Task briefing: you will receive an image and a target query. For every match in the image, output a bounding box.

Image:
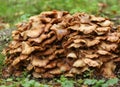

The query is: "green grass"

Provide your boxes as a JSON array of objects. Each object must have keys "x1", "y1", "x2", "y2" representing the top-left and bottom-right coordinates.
[
  {"x1": 0, "y1": 75, "x2": 118, "y2": 87},
  {"x1": 0, "y1": 0, "x2": 120, "y2": 25}
]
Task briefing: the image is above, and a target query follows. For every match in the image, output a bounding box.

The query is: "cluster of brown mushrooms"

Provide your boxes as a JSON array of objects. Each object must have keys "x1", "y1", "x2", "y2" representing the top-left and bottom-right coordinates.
[{"x1": 2, "y1": 11, "x2": 120, "y2": 78}]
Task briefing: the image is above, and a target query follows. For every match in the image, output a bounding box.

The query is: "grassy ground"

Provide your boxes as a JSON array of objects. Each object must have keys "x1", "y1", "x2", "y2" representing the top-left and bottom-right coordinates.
[
  {"x1": 0, "y1": 0, "x2": 120, "y2": 24},
  {"x1": 0, "y1": 0, "x2": 120, "y2": 87}
]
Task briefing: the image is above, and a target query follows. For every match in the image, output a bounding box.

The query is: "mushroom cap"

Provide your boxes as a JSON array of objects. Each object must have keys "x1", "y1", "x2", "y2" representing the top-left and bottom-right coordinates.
[
  {"x1": 2, "y1": 11, "x2": 120, "y2": 78},
  {"x1": 73, "y1": 59, "x2": 86, "y2": 67}
]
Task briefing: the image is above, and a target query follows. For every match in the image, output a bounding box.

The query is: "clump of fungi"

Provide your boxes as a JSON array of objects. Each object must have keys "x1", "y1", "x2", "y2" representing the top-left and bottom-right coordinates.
[{"x1": 2, "y1": 11, "x2": 120, "y2": 78}]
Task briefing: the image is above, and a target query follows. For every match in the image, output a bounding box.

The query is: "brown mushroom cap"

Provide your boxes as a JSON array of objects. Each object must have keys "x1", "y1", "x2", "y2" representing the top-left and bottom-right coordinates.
[
  {"x1": 2, "y1": 11, "x2": 120, "y2": 78},
  {"x1": 73, "y1": 59, "x2": 86, "y2": 67}
]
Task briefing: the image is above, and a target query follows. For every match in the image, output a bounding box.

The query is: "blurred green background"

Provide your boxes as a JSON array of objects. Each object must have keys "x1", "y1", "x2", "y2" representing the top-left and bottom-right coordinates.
[{"x1": 0, "y1": 0, "x2": 120, "y2": 25}]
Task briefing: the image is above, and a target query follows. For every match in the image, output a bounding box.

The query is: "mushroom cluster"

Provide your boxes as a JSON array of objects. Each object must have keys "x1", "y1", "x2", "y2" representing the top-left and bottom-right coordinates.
[{"x1": 2, "y1": 11, "x2": 120, "y2": 78}]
